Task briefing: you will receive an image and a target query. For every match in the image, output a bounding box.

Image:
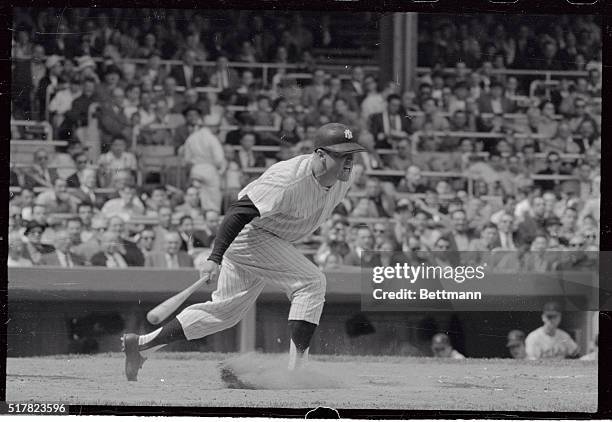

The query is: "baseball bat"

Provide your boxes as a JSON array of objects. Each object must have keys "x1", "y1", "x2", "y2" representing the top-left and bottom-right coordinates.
[{"x1": 146, "y1": 274, "x2": 210, "y2": 325}]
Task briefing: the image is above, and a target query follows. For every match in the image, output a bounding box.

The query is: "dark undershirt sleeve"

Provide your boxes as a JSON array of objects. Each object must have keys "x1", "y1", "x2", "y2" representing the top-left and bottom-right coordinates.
[{"x1": 207, "y1": 195, "x2": 260, "y2": 265}]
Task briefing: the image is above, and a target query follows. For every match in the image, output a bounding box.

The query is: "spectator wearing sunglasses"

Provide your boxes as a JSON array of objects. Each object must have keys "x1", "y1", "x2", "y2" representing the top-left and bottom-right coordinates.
[
  {"x1": 525, "y1": 301, "x2": 579, "y2": 360},
  {"x1": 137, "y1": 228, "x2": 157, "y2": 260},
  {"x1": 66, "y1": 153, "x2": 91, "y2": 188}
]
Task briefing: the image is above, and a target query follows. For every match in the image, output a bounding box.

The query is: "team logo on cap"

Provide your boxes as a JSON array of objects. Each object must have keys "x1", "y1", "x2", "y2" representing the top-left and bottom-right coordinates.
[{"x1": 344, "y1": 129, "x2": 353, "y2": 140}]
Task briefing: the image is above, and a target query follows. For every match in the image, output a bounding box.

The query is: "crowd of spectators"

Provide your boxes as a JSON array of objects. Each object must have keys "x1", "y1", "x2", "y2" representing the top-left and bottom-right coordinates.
[{"x1": 9, "y1": 10, "x2": 601, "y2": 276}]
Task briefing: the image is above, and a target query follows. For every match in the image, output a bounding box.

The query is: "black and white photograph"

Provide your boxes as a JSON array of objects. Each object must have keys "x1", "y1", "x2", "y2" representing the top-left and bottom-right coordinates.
[{"x1": 4, "y1": 3, "x2": 604, "y2": 416}]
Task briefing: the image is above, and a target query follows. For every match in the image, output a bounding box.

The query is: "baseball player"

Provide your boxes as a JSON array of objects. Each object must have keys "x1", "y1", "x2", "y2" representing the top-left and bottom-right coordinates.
[
  {"x1": 122, "y1": 123, "x2": 366, "y2": 381},
  {"x1": 506, "y1": 329, "x2": 527, "y2": 359},
  {"x1": 431, "y1": 333, "x2": 465, "y2": 359},
  {"x1": 525, "y1": 301, "x2": 580, "y2": 359}
]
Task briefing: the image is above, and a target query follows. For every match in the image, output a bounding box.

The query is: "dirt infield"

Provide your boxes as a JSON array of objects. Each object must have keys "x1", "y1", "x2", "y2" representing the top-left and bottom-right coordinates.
[{"x1": 6, "y1": 352, "x2": 596, "y2": 411}]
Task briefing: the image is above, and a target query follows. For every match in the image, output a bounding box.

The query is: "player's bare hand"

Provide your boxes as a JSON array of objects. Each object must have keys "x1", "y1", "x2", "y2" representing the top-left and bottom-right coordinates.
[{"x1": 198, "y1": 260, "x2": 220, "y2": 285}]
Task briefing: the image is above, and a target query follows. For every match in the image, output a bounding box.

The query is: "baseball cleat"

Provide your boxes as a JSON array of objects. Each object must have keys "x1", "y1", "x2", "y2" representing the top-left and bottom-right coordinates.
[{"x1": 122, "y1": 333, "x2": 146, "y2": 381}]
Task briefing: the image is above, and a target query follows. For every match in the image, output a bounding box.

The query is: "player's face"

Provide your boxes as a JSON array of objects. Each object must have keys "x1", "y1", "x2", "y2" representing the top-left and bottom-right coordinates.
[
  {"x1": 324, "y1": 150, "x2": 355, "y2": 182},
  {"x1": 543, "y1": 312, "x2": 561, "y2": 329}
]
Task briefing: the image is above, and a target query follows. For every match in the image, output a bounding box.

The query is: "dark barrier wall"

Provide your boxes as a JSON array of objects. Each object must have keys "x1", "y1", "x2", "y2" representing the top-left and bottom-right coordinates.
[{"x1": 8, "y1": 267, "x2": 593, "y2": 357}]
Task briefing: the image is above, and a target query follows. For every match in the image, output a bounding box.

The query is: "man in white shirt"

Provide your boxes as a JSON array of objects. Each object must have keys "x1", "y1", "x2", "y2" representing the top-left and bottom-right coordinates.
[
  {"x1": 98, "y1": 138, "x2": 138, "y2": 186},
  {"x1": 101, "y1": 185, "x2": 146, "y2": 220},
  {"x1": 525, "y1": 302, "x2": 580, "y2": 359},
  {"x1": 183, "y1": 126, "x2": 227, "y2": 212},
  {"x1": 431, "y1": 333, "x2": 465, "y2": 359}
]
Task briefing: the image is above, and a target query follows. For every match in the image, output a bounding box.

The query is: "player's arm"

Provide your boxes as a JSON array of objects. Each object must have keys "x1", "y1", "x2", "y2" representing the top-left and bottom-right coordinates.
[{"x1": 206, "y1": 195, "x2": 260, "y2": 266}]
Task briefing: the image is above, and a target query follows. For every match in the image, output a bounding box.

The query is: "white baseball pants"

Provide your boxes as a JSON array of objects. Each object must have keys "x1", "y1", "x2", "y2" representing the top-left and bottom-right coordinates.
[{"x1": 176, "y1": 226, "x2": 326, "y2": 340}]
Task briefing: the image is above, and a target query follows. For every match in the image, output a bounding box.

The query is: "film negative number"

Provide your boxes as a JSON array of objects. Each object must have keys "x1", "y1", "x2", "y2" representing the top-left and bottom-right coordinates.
[{"x1": 2, "y1": 402, "x2": 68, "y2": 414}]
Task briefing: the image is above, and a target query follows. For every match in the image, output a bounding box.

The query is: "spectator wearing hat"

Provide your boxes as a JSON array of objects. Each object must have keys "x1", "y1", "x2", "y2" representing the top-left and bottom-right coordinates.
[
  {"x1": 431, "y1": 333, "x2": 465, "y2": 359},
  {"x1": 75, "y1": 56, "x2": 100, "y2": 83},
  {"x1": 525, "y1": 301, "x2": 579, "y2": 359},
  {"x1": 8, "y1": 231, "x2": 33, "y2": 268},
  {"x1": 369, "y1": 94, "x2": 411, "y2": 150},
  {"x1": 22, "y1": 221, "x2": 55, "y2": 265},
  {"x1": 39, "y1": 229, "x2": 86, "y2": 267},
  {"x1": 506, "y1": 330, "x2": 527, "y2": 359},
  {"x1": 23, "y1": 148, "x2": 60, "y2": 190}
]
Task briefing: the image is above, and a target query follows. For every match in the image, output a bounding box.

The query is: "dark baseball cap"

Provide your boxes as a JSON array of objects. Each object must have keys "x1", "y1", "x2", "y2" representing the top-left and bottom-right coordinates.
[
  {"x1": 506, "y1": 330, "x2": 525, "y2": 347},
  {"x1": 24, "y1": 220, "x2": 47, "y2": 235},
  {"x1": 543, "y1": 301, "x2": 562, "y2": 316},
  {"x1": 314, "y1": 123, "x2": 366, "y2": 154}
]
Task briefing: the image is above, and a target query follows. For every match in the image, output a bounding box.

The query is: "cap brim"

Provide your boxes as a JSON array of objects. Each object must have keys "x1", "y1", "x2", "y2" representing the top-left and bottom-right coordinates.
[{"x1": 323, "y1": 143, "x2": 367, "y2": 154}]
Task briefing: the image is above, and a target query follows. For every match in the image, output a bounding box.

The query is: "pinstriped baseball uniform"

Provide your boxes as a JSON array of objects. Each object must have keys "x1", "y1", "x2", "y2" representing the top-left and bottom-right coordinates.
[{"x1": 177, "y1": 154, "x2": 354, "y2": 340}]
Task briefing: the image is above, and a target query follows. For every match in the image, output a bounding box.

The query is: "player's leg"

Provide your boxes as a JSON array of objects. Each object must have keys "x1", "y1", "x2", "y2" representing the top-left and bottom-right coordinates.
[
  {"x1": 123, "y1": 259, "x2": 265, "y2": 380},
  {"x1": 247, "y1": 239, "x2": 327, "y2": 370}
]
